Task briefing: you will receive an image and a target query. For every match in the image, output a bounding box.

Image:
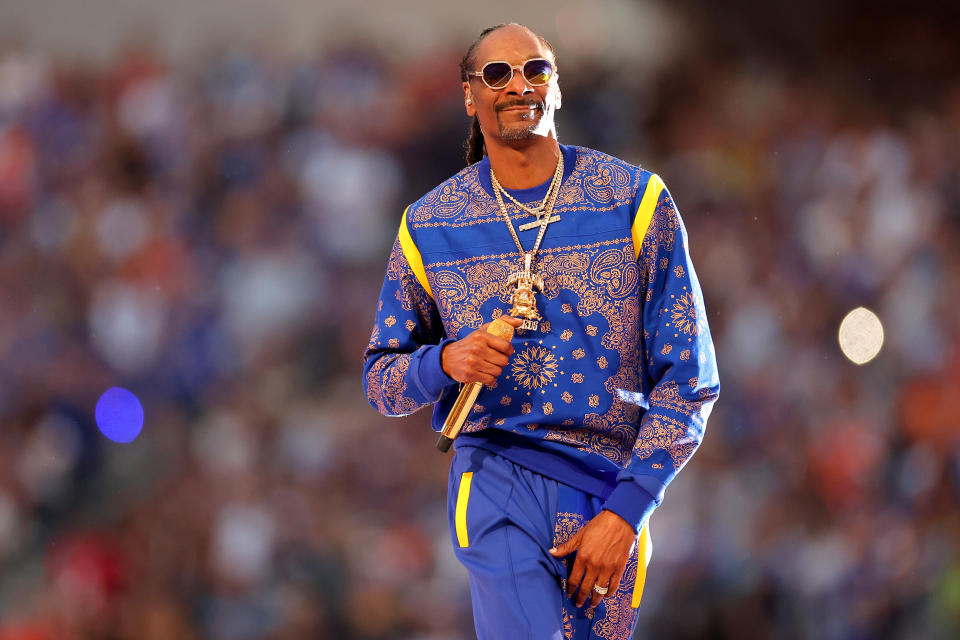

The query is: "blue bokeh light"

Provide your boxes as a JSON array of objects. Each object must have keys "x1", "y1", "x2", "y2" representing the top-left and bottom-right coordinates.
[{"x1": 95, "y1": 387, "x2": 144, "y2": 443}]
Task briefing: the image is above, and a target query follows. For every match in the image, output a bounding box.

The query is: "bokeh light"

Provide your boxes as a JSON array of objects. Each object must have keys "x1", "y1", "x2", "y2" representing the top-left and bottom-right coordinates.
[
  {"x1": 94, "y1": 387, "x2": 144, "y2": 443},
  {"x1": 838, "y1": 307, "x2": 885, "y2": 365}
]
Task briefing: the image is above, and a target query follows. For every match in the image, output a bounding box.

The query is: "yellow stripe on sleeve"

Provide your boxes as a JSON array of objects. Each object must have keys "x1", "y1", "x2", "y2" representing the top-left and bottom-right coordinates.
[
  {"x1": 455, "y1": 472, "x2": 473, "y2": 548},
  {"x1": 397, "y1": 206, "x2": 433, "y2": 298},
  {"x1": 631, "y1": 524, "x2": 652, "y2": 608},
  {"x1": 631, "y1": 174, "x2": 666, "y2": 260}
]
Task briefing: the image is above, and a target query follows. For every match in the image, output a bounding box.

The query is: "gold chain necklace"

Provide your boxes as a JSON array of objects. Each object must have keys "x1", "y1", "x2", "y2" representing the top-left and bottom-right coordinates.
[
  {"x1": 494, "y1": 174, "x2": 552, "y2": 218},
  {"x1": 491, "y1": 154, "x2": 563, "y2": 232},
  {"x1": 490, "y1": 153, "x2": 563, "y2": 332}
]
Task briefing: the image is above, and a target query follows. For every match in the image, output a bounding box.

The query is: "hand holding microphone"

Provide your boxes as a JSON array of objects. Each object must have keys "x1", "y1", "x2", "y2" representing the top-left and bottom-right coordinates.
[{"x1": 436, "y1": 315, "x2": 522, "y2": 452}]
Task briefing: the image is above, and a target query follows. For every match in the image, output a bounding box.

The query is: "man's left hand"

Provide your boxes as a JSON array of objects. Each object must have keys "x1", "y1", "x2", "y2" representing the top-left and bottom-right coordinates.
[{"x1": 549, "y1": 510, "x2": 636, "y2": 609}]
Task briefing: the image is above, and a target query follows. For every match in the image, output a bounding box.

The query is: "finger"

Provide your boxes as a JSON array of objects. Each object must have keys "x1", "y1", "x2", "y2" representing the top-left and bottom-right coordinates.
[
  {"x1": 462, "y1": 369, "x2": 498, "y2": 386},
  {"x1": 460, "y1": 352, "x2": 504, "y2": 378},
  {"x1": 483, "y1": 334, "x2": 515, "y2": 356},
  {"x1": 466, "y1": 374, "x2": 498, "y2": 386},
  {"x1": 463, "y1": 334, "x2": 511, "y2": 361},
  {"x1": 588, "y1": 575, "x2": 610, "y2": 609},
  {"x1": 606, "y1": 566, "x2": 625, "y2": 600},
  {"x1": 566, "y1": 555, "x2": 586, "y2": 601},
  {"x1": 550, "y1": 529, "x2": 582, "y2": 557},
  {"x1": 578, "y1": 568, "x2": 601, "y2": 608},
  {"x1": 500, "y1": 315, "x2": 524, "y2": 328},
  {"x1": 479, "y1": 354, "x2": 510, "y2": 376},
  {"x1": 468, "y1": 362, "x2": 506, "y2": 386},
  {"x1": 477, "y1": 345, "x2": 510, "y2": 368}
]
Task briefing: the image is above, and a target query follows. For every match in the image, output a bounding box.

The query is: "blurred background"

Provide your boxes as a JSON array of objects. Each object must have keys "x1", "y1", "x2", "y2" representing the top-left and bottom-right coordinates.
[{"x1": 0, "y1": 0, "x2": 958, "y2": 637}]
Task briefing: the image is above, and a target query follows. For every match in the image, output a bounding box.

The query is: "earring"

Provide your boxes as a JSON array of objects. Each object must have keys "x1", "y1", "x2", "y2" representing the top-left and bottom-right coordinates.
[{"x1": 466, "y1": 98, "x2": 472, "y2": 104}]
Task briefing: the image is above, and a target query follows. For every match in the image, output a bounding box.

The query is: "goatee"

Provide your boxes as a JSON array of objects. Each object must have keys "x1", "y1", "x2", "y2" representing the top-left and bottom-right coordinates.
[
  {"x1": 498, "y1": 122, "x2": 539, "y2": 141},
  {"x1": 496, "y1": 107, "x2": 543, "y2": 141}
]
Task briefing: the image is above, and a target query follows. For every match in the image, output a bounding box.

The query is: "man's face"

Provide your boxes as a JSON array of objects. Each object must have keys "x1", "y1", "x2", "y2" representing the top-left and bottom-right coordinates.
[{"x1": 463, "y1": 25, "x2": 561, "y2": 145}]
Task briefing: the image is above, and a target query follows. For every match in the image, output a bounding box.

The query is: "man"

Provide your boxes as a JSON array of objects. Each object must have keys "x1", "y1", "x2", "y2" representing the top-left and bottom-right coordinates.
[{"x1": 363, "y1": 23, "x2": 719, "y2": 639}]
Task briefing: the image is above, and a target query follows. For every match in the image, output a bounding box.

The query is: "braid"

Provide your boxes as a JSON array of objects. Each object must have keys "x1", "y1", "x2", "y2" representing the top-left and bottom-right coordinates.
[
  {"x1": 465, "y1": 117, "x2": 485, "y2": 165},
  {"x1": 460, "y1": 24, "x2": 504, "y2": 165},
  {"x1": 459, "y1": 23, "x2": 557, "y2": 166}
]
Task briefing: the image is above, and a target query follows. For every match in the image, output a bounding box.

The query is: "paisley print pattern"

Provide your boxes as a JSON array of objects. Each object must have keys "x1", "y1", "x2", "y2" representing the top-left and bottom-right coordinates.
[
  {"x1": 364, "y1": 353, "x2": 421, "y2": 416},
  {"x1": 365, "y1": 145, "x2": 720, "y2": 519},
  {"x1": 633, "y1": 414, "x2": 699, "y2": 470},
  {"x1": 383, "y1": 237, "x2": 437, "y2": 331},
  {"x1": 512, "y1": 345, "x2": 560, "y2": 390},
  {"x1": 409, "y1": 165, "x2": 495, "y2": 226},
  {"x1": 590, "y1": 246, "x2": 639, "y2": 299},
  {"x1": 363, "y1": 237, "x2": 443, "y2": 416},
  {"x1": 670, "y1": 291, "x2": 698, "y2": 336},
  {"x1": 432, "y1": 270, "x2": 468, "y2": 318},
  {"x1": 583, "y1": 161, "x2": 633, "y2": 205},
  {"x1": 407, "y1": 147, "x2": 644, "y2": 230},
  {"x1": 419, "y1": 178, "x2": 471, "y2": 219}
]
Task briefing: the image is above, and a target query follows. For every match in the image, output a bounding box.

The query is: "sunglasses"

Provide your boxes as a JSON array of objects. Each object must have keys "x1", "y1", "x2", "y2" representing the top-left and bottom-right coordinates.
[{"x1": 466, "y1": 58, "x2": 555, "y2": 90}]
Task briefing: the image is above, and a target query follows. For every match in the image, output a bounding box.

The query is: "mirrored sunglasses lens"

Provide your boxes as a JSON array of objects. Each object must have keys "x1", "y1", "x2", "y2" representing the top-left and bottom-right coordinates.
[
  {"x1": 523, "y1": 59, "x2": 553, "y2": 85},
  {"x1": 482, "y1": 62, "x2": 513, "y2": 88}
]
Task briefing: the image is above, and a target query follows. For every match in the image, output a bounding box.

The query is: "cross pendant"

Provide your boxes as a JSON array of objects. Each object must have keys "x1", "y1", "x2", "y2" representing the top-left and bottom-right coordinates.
[{"x1": 518, "y1": 215, "x2": 560, "y2": 232}]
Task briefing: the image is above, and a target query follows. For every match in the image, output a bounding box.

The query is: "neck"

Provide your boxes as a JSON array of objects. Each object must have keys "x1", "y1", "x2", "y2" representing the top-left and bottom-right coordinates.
[{"x1": 486, "y1": 136, "x2": 561, "y2": 190}]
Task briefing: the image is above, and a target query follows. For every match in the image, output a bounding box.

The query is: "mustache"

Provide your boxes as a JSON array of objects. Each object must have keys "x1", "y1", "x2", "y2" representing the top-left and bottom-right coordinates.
[{"x1": 495, "y1": 99, "x2": 544, "y2": 112}]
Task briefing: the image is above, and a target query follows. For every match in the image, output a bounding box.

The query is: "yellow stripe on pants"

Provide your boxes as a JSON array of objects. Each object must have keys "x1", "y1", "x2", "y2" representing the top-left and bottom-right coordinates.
[
  {"x1": 455, "y1": 472, "x2": 473, "y2": 548},
  {"x1": 632, "y1": 525, "x2": 652, "y2": 608}
]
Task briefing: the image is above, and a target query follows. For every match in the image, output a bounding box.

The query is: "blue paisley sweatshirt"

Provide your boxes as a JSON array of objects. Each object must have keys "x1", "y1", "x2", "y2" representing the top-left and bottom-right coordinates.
[{"x1": 363, "y1": 145, "x2": 720, "y2": 531}]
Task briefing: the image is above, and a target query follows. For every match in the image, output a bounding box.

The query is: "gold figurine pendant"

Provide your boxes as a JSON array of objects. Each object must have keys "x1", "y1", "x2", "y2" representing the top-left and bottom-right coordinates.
[{"x1": 507, "y1": 253, "x2": 544, "y2": 332}]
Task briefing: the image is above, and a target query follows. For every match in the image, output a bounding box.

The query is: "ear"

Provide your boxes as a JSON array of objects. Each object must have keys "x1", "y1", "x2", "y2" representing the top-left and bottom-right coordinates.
[{"x1": 463, "y1": 81, "x2": 476, "y2": 117}]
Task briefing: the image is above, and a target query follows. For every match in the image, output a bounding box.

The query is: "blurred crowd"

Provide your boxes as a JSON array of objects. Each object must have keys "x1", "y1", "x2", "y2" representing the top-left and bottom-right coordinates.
[{"x1": 0, "y1": 18, "x2": 958, "y2": 640}]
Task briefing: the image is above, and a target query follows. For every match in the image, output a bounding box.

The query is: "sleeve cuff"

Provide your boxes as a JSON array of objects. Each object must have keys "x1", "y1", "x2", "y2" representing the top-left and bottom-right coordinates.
[
  {"x1": 410, "y1": 339, "x2": 458, "y2": 400},
  {"x1": 602, "y1": 481, "x2": 660, "y2": 533}
]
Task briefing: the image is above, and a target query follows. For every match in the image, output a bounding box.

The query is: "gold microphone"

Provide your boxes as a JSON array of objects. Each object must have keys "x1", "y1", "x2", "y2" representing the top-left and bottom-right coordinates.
[{"x1": 436, "y1": 316, "x2": 516, "y2": 452}]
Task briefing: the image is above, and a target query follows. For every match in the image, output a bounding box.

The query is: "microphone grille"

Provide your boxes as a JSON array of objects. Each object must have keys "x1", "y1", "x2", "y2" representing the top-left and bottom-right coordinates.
[{"x1": 486, "y1": 316, "x2": 516, "y2": 341}]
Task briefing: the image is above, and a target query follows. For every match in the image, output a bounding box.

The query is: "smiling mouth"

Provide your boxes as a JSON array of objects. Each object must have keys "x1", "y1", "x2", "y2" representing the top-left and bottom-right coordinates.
[{"x1": 497, "y1": 102, "x2": 542, "y2": 113}]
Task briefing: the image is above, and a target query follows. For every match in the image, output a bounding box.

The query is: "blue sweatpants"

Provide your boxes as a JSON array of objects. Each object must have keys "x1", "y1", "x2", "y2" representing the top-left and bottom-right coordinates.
[{"x1": 447, "y1": 446, "x2": 652, "y2": 640}]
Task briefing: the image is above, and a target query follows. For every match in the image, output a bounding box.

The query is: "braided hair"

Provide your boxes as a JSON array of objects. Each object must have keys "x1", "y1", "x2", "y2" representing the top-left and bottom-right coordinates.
[{"x1": 459, "y1": 24, "x2": 557, "y2": 166}]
